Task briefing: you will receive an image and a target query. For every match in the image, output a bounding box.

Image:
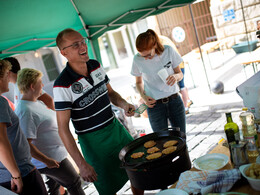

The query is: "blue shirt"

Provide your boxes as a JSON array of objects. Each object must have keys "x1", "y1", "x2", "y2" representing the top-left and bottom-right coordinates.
[{"x1": 0, "y1": 96, "x2": 34, "y2": 183}]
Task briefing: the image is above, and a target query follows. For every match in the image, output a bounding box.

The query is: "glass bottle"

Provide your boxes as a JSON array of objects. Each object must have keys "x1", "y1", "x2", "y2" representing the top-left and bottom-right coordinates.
[
  {"x1": 224, "y1": 112, "x2": 240, "y2": 144},
  {"x1": 239, "y1": 107, "x2": 259, "y2": 163},
  {"x1": 255, "y1": 118, "x2": 260, "y2": 148}
]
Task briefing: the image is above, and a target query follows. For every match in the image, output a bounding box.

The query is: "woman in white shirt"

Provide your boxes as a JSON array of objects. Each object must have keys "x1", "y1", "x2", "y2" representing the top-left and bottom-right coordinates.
[{"x1": 131, "y1": 29, "x2": 186, "y2": 133}]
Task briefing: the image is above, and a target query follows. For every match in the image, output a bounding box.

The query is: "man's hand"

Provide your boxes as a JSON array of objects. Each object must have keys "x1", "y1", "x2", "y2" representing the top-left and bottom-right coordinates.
[
  {"x1": 124, "y1": 103, "x2": 136, "y2": 117},
  {"x1": 11, "y1": 177, "x2": 23, "y2": 194},
  {"x1": 79, "y1": 162, "x2": 98, "y2": 182}
]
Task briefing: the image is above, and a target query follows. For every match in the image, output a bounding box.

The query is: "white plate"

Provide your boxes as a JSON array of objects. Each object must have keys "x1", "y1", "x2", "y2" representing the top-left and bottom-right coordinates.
[
  {"x1": 156, "y1": 188, "x2": 189, "y2": 195},
  {"x1": 193, "y1": 153, "x2": 229, "y2": 171}
]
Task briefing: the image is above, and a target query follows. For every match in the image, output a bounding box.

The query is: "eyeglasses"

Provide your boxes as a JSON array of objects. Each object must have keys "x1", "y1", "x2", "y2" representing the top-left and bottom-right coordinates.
[
  {"x1": 141, "y1": 48, "x2": 155, "y2": 58},
  {"x1": 62, "y1": 38, "x2": 88, "y2": 50}
]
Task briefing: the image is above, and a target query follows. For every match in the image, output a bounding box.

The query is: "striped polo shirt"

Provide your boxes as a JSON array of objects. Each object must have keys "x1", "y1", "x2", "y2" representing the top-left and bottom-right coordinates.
[{"x1": 53, "y1": 59, "x2": 114, "y2": 134}]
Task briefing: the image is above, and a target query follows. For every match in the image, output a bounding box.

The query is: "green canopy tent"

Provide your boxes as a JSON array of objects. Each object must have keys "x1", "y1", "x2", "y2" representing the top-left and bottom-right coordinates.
[{"x1": 0, "y1": 0, "x2": 195, "y2": 63}]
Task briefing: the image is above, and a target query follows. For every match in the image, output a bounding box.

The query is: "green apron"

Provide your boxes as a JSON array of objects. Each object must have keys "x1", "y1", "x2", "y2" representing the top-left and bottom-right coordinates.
[{"x1": 78, "y1": 118, "x2": 134, "y2": 195}]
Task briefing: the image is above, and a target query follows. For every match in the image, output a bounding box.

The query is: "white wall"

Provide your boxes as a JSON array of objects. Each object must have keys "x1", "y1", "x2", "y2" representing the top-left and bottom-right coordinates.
[
  {"x1": 3, "y1": 47, "x2": 64, "y2": 102},
  {"x1": 210, "y1": 0, "x2": 260, "y2": 48}
]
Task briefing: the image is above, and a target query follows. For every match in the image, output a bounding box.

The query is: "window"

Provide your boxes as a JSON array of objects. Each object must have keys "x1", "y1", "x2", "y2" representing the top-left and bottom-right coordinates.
[{"x1": 42, "y1": 53, "x2": 59, "y2": 81}]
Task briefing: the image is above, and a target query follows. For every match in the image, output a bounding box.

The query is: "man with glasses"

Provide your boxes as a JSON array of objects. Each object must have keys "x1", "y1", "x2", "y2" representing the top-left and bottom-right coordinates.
[{"x1": 54, "y1": 28, "x2": 144, "y2": 195}]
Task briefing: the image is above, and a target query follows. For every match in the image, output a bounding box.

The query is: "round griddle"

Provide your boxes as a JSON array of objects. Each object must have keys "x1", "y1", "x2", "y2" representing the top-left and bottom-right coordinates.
[{"x1": 119, "y1": 130, "x2": 186, "y2": 169}]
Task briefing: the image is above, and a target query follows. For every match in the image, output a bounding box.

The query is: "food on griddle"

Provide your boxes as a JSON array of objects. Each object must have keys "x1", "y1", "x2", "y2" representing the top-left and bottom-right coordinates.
[
  {"x1": 162, "y1": 146, "x2": 177, "y2": 155},
  {"x1": 147, "y1": 146, "x2": 160, "y2": 154},
  {"x1": 146, "y1": 152, "x2": 162, "y2": 160},
  {"x1": 144, "y1": 140, "x2": 156, "y2": 148},
  {"x1": 131, "y1": 152, "x2": 145, "y2": 159},
  {"x1": 163, "y1": 140, "x2": 178, "y2": 148}
]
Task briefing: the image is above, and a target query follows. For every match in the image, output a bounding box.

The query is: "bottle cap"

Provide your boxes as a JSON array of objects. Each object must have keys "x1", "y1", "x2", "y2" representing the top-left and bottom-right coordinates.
[
  {"x1": 225, "y1": 112, "x2": 231, "y2": 116},
  {"x1": 242, "y1": 107, "x2": 248, "y2": 111}
]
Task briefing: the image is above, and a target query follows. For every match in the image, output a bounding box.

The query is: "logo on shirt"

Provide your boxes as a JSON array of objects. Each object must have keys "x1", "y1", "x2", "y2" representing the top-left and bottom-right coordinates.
[
  {"x1": 163, "y1": 61, "x2": 171, "y2": 68},
  {"x1": 96, "y1": 72, "x2": 103, "y2": 81},
  {"x1": 79, "y1": 84, "x2": 107, "y2": 107},
  {"x1": 95, "y1": 72, "x2": 102, "y2": 78},
  {"x1": 72, "y1": 82, "x2": 83, "y2": 94}
]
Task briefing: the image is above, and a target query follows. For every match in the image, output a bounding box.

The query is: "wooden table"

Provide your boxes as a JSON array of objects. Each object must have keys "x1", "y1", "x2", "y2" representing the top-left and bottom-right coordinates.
[
  {"x1": 200, "y1": 41, "x2": 220, "y2": 69},
  {"x1": 240, "y1": 47, "x2": 260, "y2": 77},
  {"x1": 170, "y1": 141, "x2": 260, "y2": 194}
]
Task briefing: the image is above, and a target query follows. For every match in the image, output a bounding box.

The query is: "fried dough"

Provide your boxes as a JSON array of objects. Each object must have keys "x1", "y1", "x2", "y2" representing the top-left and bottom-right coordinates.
[
  {"x1": 163, "y1": 140, "x2": 178, "y2": 148},
  {"x1": 131, "y1": 152, "x2": 145, "y2": 159},
  {"x1": 162, "y1": 146, "x2": 177, "y2": 155},
  {"x1": 147, "y1": 147, "x2": 160, "y2": 154},
  {"x1": 146, "y1": 152, "x2": 162, "y2": 160},
  {"x1": 144, "y1": 140, "x2": 156, "y2": 148}
]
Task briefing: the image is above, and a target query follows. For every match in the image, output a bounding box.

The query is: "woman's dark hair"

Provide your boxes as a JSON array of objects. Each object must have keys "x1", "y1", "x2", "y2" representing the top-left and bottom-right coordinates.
[
  {"x1": 3, "y1": 57, "x2": 21, "y2": 74},
  {"x1": 135, "y1": 29, "x2": 164, "y2": 55}
]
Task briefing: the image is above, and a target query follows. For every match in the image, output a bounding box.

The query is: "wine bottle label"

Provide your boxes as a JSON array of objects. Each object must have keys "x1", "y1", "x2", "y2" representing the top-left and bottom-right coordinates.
[
  {"x1": 244, "y1": 135, "x2": 256, "y2": 140},
  {"x1": 225, "y1": 128, "x2": 235, "y2": 143}
]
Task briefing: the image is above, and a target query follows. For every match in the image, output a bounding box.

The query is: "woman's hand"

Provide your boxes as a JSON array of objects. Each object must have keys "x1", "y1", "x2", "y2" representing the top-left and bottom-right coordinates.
[
  {"x1": 46, "y1": 158, "x2": 60, "y2": 169},
  {"x1": 142, "y1": 95, "x2": 156, "y2": 108},
  {"x1": 166, "y1": 66, "x2": 183, "y2": 86},
  {"x1": 166, "y1": 74, "x2": 177, "y2": 86},
  {"x1": 11, "y1": 176, "x2": 23, "y2": 194}
]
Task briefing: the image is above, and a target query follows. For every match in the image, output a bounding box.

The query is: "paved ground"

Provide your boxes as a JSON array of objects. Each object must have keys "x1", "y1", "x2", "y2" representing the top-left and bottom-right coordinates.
[{"x1": 83, "y1": 48, "x2": 258, "y2": 194}]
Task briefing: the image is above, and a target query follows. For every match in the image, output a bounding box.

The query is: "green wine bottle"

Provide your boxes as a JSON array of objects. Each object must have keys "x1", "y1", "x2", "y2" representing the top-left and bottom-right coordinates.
[{"x1": 224, "y1": 112, "x2": 240, "y2": 144}]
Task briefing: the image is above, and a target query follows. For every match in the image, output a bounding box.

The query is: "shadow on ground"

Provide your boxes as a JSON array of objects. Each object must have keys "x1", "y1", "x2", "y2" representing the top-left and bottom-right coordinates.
[{"x1": 187, "y1": 102, "x2": 243, "y2": 125}]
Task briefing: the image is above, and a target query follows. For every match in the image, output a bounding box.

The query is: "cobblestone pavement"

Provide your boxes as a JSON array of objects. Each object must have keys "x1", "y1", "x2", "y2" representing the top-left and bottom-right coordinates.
[{"x1": 83, "y1": 48, "x2": 255, "y2": 194}]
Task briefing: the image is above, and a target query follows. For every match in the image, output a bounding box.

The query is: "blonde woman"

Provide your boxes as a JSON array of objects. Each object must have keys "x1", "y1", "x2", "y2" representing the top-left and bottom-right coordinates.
[
  {"x1": 0, "y1": 60, "x2": 47, "y2": 195},
  {"x1": 3, "y1": 57, "x2": 54, "y2": 110},
  {"x1": 15, "y1": 68, "x2": 84, "y2": 195}
]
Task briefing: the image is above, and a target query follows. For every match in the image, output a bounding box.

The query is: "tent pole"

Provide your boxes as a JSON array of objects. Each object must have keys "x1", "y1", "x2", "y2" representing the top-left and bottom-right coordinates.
[
  {"x1": 239, "y1": 0, "x2": 251, "y2": 52},
  {"x1": 189, "y1": 4, "x2": 211, "y2": 93},
  {"x1": 2, "y1": 38, "x2": 55, "y2": 53},
  {"x1": 69, "y1": 0, "x2": 97, "y2": 59}
]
